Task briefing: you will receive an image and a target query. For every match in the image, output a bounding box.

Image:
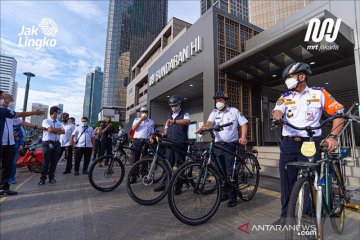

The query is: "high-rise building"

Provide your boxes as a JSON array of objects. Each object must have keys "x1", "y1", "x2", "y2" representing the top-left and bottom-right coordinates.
[
  {"x1": 0, "y1": 54, "x2": 17, "y2": 99},
  {"x1": 30, "y1": 103, "x2": 48, "y2": 126},
  {"x1": 101, "y1": 0, "x2": 167, "y2": 122},
  {"x1": 201, "y1": 0, "x2": 249, "y2": 20},
  {"x1": 249, "y1": 0, "x2": 312, "y2": 29},
  {"x1": 83, "y1": 66, "x2": 104, "y2": 125}
]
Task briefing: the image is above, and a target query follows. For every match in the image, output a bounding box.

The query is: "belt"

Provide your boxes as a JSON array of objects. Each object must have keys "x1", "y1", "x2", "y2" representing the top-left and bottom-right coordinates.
[
  {"x1": 133, "y1": 138, "x2": 148, "y2": 142},
  {"x1": 43, "y1": 140, "x2": 59, "y2": 143},
  {"x1": 215, "y1": 141, "x2": 237, "y2": 145},
  {"x1": 283, "y1": 136, "x2": 321, "y2": 142}
]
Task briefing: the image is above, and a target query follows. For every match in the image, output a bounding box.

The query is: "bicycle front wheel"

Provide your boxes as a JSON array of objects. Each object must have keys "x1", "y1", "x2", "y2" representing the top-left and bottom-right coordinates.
[
  {"x1": 126, "y1": 158, "x2": 171, "y2": 205},
  {"x1": 88, "y1": 155, "x2": 125, "y2": 192},
  {"x1": 167, "y1": 161, "x2": 222, "y2": 226},
  {"x1": 285, "y1": 176, "x2": 318, "y2": 240},
  {"x1": 330, "y1": 163, "x2": 345, "y2": 234},
  {"x1": 237, "y1": 153, "x2": 260, "y2": 201}
]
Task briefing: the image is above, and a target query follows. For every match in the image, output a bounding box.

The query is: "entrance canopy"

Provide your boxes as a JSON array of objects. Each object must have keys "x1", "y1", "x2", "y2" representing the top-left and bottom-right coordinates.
[{"x1": 219, "y1": 10, "x2": 355, "y2": 87}]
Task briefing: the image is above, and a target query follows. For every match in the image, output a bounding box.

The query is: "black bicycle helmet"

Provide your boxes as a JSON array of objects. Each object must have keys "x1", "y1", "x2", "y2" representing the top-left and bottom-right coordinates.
[
  {"x1": 213, "y1": 91, "x2": 229, "y2": 100},
  {"x1": 282, "y1": 62, "x2": 312, "y2": 80},
  {"x1": 168, "y1": 95, "x2": 181, "y2": 106}
]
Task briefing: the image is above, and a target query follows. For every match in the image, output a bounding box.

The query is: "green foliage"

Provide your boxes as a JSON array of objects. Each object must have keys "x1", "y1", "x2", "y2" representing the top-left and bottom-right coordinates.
[{"x1": 94, "y1": 120, "x2": 121, "y2": 133}]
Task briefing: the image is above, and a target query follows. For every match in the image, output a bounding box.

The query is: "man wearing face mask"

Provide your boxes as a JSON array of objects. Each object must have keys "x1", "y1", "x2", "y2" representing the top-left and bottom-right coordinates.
[
  {"x1": 272, "y1": 62, "x2": 344, "y2": 226},
  {"x1": 70, "y1": 117, "x2": 95, "y2": 175},
  {"x1": 58, "y1": 112, "x2": 75, "y2": 174},
  {"x1": 130, "y1": 106, "x2": 155, "y2": 182},
  {"x1": 153, "y1": 95, "x2": 190, "y2": 193},
  {"x1": 199, "y1": 91, "x2": 248, "y2": 207}
]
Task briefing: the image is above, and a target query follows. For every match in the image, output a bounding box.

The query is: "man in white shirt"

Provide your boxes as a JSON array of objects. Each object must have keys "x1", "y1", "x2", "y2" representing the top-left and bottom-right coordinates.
[
  {"x1": 59, "y1": 112, "x2": 75, "y2": 174},
  {"x1": 70, "y1": 117, "x2": 95, "y2": 175},
  {"x1": 39, "y1": 106, "x2": 65, "y2": 185}
]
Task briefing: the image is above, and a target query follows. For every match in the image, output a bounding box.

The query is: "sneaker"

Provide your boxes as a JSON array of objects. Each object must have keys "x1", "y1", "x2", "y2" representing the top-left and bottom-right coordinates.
[
  {"x1": 9, "y1": 179, "x2": 17, "y2": 184},
  {"x1": 63, "y1": 170, "x2": 71, "y2": 174},
  {"x1": 82, "y1": 170, "x2": 89, "y2": 174},
  {"x1": 1, "y1": 189, "x2": 18, "y2": 195},
  {"x1": 38, "y1": 180, "x2": 45, "y2": 185},
  {"x1": 227, "y1": 198, "x2": 237, "y2": 207},
  {"x1": 153, "y1": 185, "x2": 166, "y2": 192},
  {"x1": 74, "y1": 171, "x2": 79, "y2": 176},
  {"x1": 49, "y1": 179, "x2": 56, "y2": 184}
]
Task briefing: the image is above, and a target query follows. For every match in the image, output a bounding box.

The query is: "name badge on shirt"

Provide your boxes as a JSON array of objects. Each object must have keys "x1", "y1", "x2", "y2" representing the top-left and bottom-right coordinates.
[{"x1": 305, "y1": 109, "x2": 314, "y2": 121}]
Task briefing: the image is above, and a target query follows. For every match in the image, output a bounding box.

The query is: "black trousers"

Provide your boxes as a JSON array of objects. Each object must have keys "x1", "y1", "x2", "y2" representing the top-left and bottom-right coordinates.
[
  {"x1": 131, "y1": 139, "x2": 148, "y2": 163},
  {"x1": 100, "y1": 140, "x2": 112, "y2": 163},
  {"x1": 58, "y1": 146, "x2": 73, "y2": 171},
  {"x1": 279, "y1": 137, "x2": 322, "y2": 217},
  {"x1": 0, "y1": 145, "x2": 16, "y2": 190},
  {"x1": 41, "y1": 141, "x2": 61, "y2": 181},
  {"x1": 93, "y1": 139, "x2": 101, "y2": 160},
  {"x1": 165, "y1": 143, "x2": 187, "y2": 168},
  {"x1": 74, "y1": 147, "x2": 92, "y2": 172}
]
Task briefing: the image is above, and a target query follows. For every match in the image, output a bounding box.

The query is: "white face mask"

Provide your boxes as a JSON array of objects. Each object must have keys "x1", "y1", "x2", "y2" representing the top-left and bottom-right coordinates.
[
  {"x1": 141, "y1": 113, "x2": 148, "y2": 118},
  {"x1": 171, "y1": 106, "x2": 180, "y2": 112},
  {"x1": 216, "y1": 102, "x2": 225, "y2": 110},
  {"x1": 285, "y1": 76, "x2": 299, "y2": 89},
  {"x1": 81, "y1": 122, "x2": 88, "y2": 127},
  {"x1": 0, "y1": 99, "x2": 4, "y2": 106}
]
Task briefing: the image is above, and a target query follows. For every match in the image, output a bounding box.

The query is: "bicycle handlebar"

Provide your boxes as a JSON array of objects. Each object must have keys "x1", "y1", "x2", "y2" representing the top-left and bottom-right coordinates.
[{"x1": 196, "y1": 122, "x2": 233, "y2": 135}]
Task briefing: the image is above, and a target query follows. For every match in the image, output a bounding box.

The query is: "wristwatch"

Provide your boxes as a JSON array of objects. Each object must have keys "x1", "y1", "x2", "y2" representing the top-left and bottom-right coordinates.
[{"x1": 328, "y1": 133, "x2": 338, "y2": 139}]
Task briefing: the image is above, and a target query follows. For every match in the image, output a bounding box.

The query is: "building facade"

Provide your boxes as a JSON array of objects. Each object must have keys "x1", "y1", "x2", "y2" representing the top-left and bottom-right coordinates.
[
  {"x1": 83, "y1": 66, "x2": 104, "y2": 125},
  {"x1": 249, "y1": 0, "x2": 312, "y2": 29},
  {"x1": 30, "y1": 103, "x2": 48, "y2": 126},
  {"x1": 101, "y1": 0, "x2": 167, "y2": 122},
  {"x1": 201, "y1": 0, "x2": 249, "y2": 21},
  {"x1": 0, "y1": 54, "x2": 17, "y2": 105},
  {"x1": 125, "y1": 17, "x2": 192, "y2": 123}
]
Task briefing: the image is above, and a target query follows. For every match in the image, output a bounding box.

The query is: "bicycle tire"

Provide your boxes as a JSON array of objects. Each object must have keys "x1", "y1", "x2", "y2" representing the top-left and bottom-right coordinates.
[
  {"x1": 167, "y1": 161, "x2": 222, "y2": 226},
  {"x1": 237, "y1": 153, "x2": 260, "y2": 201},
  {"x1": 126, "y1": 158, "x2": 171, "y2": 205},
  {"x1": 285, "y1": 176, "x2": 318, "y2": 240},
  {"x1": 329, "y1": 163, "x2": 345, "y2": 234},
  {"x1": 88, "y1": 155, "x2": 125, "y2": 192}
]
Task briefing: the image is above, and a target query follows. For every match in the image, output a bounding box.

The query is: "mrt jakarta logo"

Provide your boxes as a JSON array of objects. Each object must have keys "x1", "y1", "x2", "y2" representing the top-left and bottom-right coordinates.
[
  {"x1": 304, "y1": 18, "x2": 341, "y2": 51},
  {"x1": 18, "y1": 18, "x2": 59, "y2": 49}
]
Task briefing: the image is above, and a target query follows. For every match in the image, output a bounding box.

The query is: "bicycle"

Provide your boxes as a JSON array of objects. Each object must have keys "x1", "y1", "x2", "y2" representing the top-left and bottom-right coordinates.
[
  {"x1": 281, "y1": 113, "x2": 360, "y2": 239},
  {"x1": 126, "y1": 134, "x2": 198, "y2": 206},
  {"x1": 167, "y1": 122, "x2": 260, "y2": 225}
]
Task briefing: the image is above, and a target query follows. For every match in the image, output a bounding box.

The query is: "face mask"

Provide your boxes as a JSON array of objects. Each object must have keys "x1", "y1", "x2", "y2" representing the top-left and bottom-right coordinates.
[
  {"x1": 285, "y1": 76, "x2": 299, "y2": 90},
  {"x1": 171, "y1": 106, "x2": 180, "y2": 112},
  {"x1": 141, "y1": 113, "x2": 148, "y2": 118},
  {"x1": 81, "y1": 122, "x2": 88, "y2": 127},
  {"x1": 0, "y1": 99, "x2": 4, "y2": 106},
  {"x1": 216, "y1": 102, "x2": 225, "y2": 110}
]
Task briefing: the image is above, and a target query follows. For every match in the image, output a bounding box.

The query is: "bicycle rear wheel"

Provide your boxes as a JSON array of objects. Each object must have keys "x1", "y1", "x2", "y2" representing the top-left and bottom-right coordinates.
[
  {"x1": 126, "y1": 158, "x2": 171, "y2": 205},
  {"x1": 167, "y1": 161, "x2": 221, "y2": 226},
  {"x1": 88, "y1": 155, "x2": 125, "y2": 192},
  {"x1": 330, "y1": 163, "x2": 345, "y2": 234},
  {"x1": 285, "y1": 176, "x2": 318, "y2": 240},
  {"x1": 237, "y1": 153, "x2": 260, "y2": 201}
]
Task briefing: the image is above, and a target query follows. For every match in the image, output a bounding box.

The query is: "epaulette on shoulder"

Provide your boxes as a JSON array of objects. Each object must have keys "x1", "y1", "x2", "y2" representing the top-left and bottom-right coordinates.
[
  {"x1": 311, "y1": 86, "x2": 324, "y2": 91},
  {"x1": 281, "y1": 91, "x2": 292, "y2": 97}
]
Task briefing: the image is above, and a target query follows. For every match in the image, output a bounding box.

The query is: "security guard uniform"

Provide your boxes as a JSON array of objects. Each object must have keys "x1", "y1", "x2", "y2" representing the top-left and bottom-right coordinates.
[
  {"x1": 273, "y1": 86, "x2": 344, "y2": 217},
  {"x1": 165, "y1": 109, "x2": 190, "y2": 168},
  {"x1": 131, "y1": 117, "x2": 155, "y2": 163},
  {"x1": 207, "y1": 106, "x2": 248, "y2": 199}
]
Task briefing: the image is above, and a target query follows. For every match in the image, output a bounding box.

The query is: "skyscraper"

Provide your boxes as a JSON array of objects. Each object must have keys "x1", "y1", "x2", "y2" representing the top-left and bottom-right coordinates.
[
  {"x1": 101, "y1": 0, "x2": 167, "y2": 122},
  {"x1": 201, "y1": 0, "x2": 249, "y2": 21},
  {"x1": 83, "y1": 66, "x2": 104, "y2": 125},
  {"x1": 0, "y1": 54, "x2": 17, "y2": 99},
  {"x1": 249, "y1": 0, "x2": 312, "y2": 29},
  {"x1": 30, "y1": 103, "x2": 49, "y2": 126}
]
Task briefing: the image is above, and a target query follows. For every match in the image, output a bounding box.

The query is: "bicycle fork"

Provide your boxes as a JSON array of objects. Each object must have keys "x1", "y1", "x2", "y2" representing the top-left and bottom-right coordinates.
[{"x1": 313, "y1": 171, "x2": 323, "y2": 240}]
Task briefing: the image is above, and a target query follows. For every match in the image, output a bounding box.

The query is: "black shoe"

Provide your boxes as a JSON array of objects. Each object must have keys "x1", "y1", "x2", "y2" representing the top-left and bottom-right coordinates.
[
  {"x1": 272, "y1": 217, "x2": 286, "y2": 227},
  {"x1": 227, "y1": 198, "x2": 237, "y2": 207},
  {"x1": 63, "y1": 170, "x2": 71, "y2": 174},
  {"x1": 221, "y1": 194, "x2": 229, "y2": 202},
  {"x1": 82, "y1": 170, "x2": 89, "y2": 174},
  {"x1": 74, "y1": 171, "x2": 79, "y2": 176},
  {"x1": 153, "y1": 185, "x2": 166, "y2": 192},
  {"x1": 1, "y1": 189, "x2": 18, "y2": 195},
  {"x1": 38, "y1": 180, "x2": 45, "y2": 185},
  {"x1": 49, "y1": 179, "x2": 56, "y2": 184}
]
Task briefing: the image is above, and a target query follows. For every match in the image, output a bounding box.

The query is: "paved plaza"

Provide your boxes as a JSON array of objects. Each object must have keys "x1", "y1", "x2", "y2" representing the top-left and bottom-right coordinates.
[{"x1": 1, "y1": 161, "x2": 359, "y2": 240}]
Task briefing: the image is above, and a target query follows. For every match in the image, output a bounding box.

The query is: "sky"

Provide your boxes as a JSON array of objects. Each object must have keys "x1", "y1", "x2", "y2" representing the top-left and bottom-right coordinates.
[{"x1": 0, "y1": 0, "x2": 200, "y2": 124}]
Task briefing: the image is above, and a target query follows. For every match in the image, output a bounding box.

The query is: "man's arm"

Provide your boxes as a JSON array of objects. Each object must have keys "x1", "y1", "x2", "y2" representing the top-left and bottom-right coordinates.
[
  {"x1": 15, "y1": 109, "x2": 44, "y2": 118},
  {"x1": 132, "y1": 117, "x2": 146, "y2": 131},
  {"x1": 272, "y1": 110, "x2": 283, "y2": 120}
]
